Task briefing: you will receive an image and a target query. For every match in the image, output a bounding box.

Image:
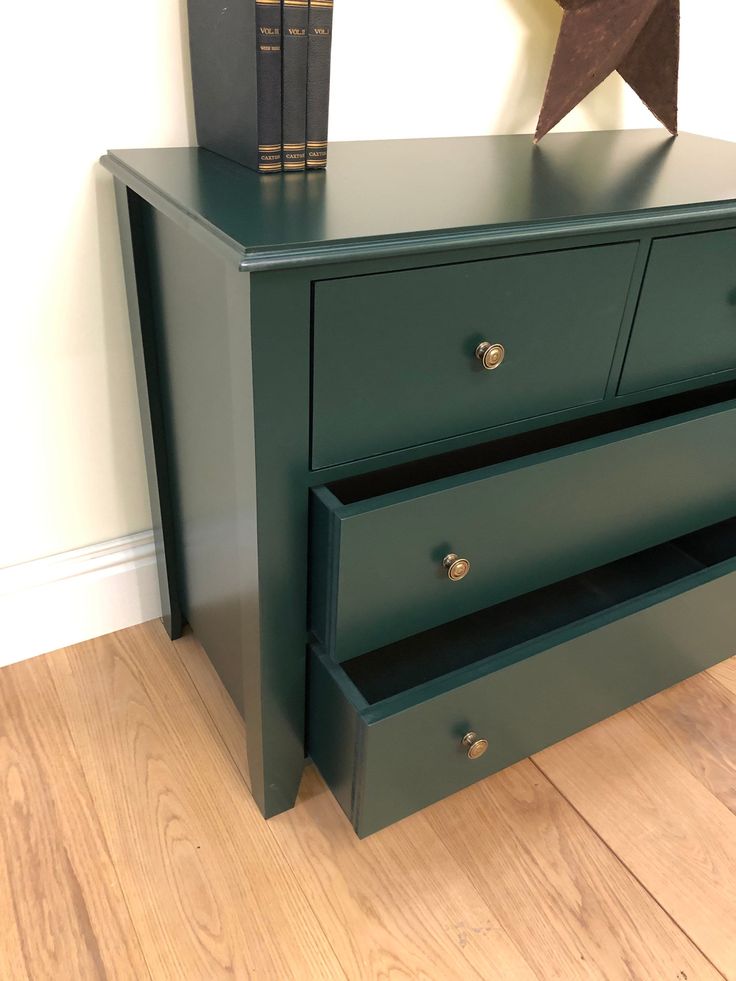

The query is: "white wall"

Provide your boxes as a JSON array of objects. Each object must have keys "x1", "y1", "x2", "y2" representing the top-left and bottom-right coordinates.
[
  {"x1": 330, "y1": 1, "x2": 736, "y2": 144},
  {"x1": 2, "y1": 0, "x2": 735, "y2": 587}
]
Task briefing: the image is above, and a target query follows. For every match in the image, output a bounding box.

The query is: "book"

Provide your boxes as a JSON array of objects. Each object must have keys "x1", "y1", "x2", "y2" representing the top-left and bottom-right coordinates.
[
  {"x1": 282, "y1": 0, "x2": 310, "y2": 171},
  {"x1": 305, "y1": 0, "x2": 334, "y2": 169},
  {"x1": 255, "y1": 0, "x2": 284, "y2": 171},
  {"x1": 187, "y1": 0, "x2": 283, "y2": 173}
]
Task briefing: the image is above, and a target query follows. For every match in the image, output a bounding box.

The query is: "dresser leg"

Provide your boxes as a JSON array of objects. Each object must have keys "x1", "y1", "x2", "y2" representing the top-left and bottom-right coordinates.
[{"x1": 113, "y1": 179, "x2": 185, "y2": 640}]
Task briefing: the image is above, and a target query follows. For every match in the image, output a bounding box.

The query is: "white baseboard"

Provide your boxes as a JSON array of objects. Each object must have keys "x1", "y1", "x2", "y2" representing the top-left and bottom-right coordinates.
[{"x1": 0, "y1": 530, "x2": 162, "y2": 668}]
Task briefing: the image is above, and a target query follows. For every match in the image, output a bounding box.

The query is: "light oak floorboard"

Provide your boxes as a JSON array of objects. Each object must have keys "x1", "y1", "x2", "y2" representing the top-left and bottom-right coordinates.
[
  {"x1": 630, "y1": 671, "x2": 736, "y2": 813},
  {"x1": 270, "y1": 759, "x2": 536, "y2": 980},
  {"x1": 4, "y1": 621, "x2": 733, "y2": 980},
  {"x1": 0, "y1": 824, "x2": 28, "y2": 980},
  {"x1": 49, "y1": 623, "x2": 342, "y2": 980},
  {"x1": 425, "y1": 759, "x2": 716, "y2": 981},
  {"x1": 178, "y1": 627, "x2": 717, "y2": 981},
  {"x1": 176, "y1": 628, "x2": 535, "y2": 979},
  {"x1": 534, "y1": 708, "x2": 736, "y2": 978},
  {"x1": 709, "y1": 653, "x2": 736, "y2": 698},
  {"x1": 0, "y1": 655, "x2": 149, "y2": 980}
]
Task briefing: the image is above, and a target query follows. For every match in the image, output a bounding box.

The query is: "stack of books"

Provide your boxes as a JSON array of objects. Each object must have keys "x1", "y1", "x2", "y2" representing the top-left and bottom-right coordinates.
[{"x1": 188, "y1": 0, "x2": 334, "y2": 174}]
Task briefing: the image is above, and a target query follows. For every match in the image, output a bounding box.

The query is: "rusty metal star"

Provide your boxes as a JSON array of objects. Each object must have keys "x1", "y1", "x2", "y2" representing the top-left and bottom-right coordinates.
[{"x1": 535, "y1": 0, "x2": 680, "y2": 143}]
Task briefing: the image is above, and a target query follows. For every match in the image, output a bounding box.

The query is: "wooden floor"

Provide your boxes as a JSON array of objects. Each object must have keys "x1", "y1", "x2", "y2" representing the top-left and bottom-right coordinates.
[{"x1": 1, "y1": 622, "x2": 735, "y2": 979}]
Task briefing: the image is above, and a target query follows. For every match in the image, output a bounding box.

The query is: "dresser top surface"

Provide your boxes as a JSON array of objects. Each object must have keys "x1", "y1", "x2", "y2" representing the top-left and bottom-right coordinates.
[{"x1": 103, "y1": 131, "x2": 736, "y2": 269}]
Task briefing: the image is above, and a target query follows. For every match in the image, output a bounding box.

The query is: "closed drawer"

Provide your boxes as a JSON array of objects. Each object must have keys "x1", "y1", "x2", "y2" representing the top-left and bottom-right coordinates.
[
  {"x1": 620, "y1": 228, "x2": 736, "y2": 395},
  {"x1": 311, "y1": 243, "x2": 637, "y2": 468},
  {"x1": 310, "y1": 387, "x2": 736, "y2": 662},
  {"x1": 309, "y1": 518, "x2": 736, "y2": 836}
]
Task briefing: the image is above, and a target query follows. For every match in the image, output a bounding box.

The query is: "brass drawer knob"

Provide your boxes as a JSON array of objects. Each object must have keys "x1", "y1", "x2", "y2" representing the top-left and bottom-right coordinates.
[
  {"x1": 475, "y1": 341, "x2": 505, "y2": 370},
  {"x1": 462, "y1": 732, "x2": 489, "y2": 759},
  {"x1": 443, "y1": 553, "x2": 470, "y2": 581}
]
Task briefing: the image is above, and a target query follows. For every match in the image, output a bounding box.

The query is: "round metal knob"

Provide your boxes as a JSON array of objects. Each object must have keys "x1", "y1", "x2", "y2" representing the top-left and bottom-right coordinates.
[
  {"x1": 443, "y1": 553, "x2": 470, "y2": 581},
  {"x1": 462, "y1": 732, "x2": 489, "y2": 760},
  {"x1": 475, "y1": 341, "x2": 505, "y2": 371}
]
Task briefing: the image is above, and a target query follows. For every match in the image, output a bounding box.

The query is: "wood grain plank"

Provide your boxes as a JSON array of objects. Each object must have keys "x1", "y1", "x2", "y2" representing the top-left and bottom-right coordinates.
[
  {"x1": 630, "y1": 672, "x2": 736, "y2": 812},
  {"x1": 709, "y1": 654, "x2": 736, "y2": 698},
  {"x1": 179, "y1": 629, "x2": 535, "y2": 979},
  {"x1": 269, "y1": 761, "x2": 536, "y2": 979},
  {"x1": 425, "y1": 760, "x2": 718, "y2": 981},
  {"x1": 7, "y1": 620, "x2": 729, "y2": 980},
  {"x1": 49, "y1": 622, "x2": 342, "y2": 981},
  {"x1": 182, "y1": 621, "x2": 711, "y2": 981},
  {"x1": 0, "y1": 654, "x2": 150, "y2": 980},
  {"x1": 0, "y1": 828, "x2": 28, "y2": 980},
  {"x1": 534, "y1": 710, "x2": 736, "y2": 977}
]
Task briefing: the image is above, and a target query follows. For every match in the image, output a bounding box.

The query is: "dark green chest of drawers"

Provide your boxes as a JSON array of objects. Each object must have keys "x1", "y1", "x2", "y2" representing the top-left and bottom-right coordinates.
[{"x1": 105, "y1": 131, "x2": 736, "y2": 837}]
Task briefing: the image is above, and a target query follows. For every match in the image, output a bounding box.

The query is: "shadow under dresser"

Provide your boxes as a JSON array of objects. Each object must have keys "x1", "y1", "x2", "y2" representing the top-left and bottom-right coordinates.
[{"x1": 103, "y1": 130, "x2": 736, "y2": 836}]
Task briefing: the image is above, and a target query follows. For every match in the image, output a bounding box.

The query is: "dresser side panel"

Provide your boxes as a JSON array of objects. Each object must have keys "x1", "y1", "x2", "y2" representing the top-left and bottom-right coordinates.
[
  {"x1": 143, "y1": 207, "x2": 253, "y2": 716},
  {"x1": 143, "y1": 209, "x2": 311, "y2": 816}
]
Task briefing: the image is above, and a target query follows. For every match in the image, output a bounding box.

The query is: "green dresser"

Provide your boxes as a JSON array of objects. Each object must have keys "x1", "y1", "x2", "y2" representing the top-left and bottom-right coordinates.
[{"x1": 104, "y1": 131, "x2": 736, "y2": 837}]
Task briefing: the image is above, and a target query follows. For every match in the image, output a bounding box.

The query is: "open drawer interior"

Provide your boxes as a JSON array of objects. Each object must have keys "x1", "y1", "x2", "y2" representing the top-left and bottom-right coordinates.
[
  {"x1": 341, "y1": 516, "x2": 736, "y2": 707},
  {"x1": 328, "y1": 380, "x2": 736, "y2": 505}
]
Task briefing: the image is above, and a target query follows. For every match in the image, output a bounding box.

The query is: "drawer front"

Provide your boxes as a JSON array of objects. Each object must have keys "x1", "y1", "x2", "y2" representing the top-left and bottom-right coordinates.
[
  {"x1": 311, "y1": 243, "x2": 637, "y2": 468},
  {"x1": 620, "y1": 228, "x2": 736, "y2": 395},
  {"x1": 311, "y1": 399, "x2": 736, "y2": 662},
  {"x1": 309, "y1": 565, "x2": 736, "y2": 837}
]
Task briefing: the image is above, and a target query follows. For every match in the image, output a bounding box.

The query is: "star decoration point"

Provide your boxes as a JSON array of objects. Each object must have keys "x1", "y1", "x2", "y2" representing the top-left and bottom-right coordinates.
[{"x1": 535, "y1": 0, "x2": 680, "y2": 143}]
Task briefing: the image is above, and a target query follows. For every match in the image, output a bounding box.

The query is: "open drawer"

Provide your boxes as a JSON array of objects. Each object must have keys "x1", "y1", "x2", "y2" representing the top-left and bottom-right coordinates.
[
  {"x1": 310, "y1": 384, "x2": 736, "y2": 662},
  {"x1": 308, "y1": 518, "x2": 736, "y2": 837}
]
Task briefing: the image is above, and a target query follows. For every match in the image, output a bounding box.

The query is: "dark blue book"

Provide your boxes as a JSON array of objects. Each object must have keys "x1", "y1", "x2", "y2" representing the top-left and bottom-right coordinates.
[
  {"x1": 306, "y1": 0, "x2": 334, "y2": 169},
  {"x1": 188, "y1": 0, "x2": 283, "y2": 173},
  {"x1": 282, "y1": 0, "x2": 309, "y2": 170}
]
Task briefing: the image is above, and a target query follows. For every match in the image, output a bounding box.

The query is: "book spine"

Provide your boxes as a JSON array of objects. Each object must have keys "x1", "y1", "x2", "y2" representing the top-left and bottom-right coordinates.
[
  {"x1": 306, "y1": 0, "x2": 334, "y2": 169},
  {"x1": 255, "y1": 0, "x2": 283, "y2": 172},
  {"x1": 282, "y1": 0, "x2": 309, "y2": 171}
]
